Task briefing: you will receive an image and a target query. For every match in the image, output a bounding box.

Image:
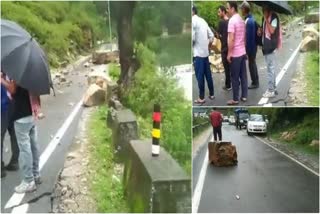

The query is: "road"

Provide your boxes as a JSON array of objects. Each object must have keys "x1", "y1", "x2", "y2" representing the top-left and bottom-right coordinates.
[
  {"x1": 1, "y1": 44, "x2": 114, "y2": 213},
  {"x1": 192, "y1": 18, "x2": 305, "y2": 106},
  {"x1": 193, "y1": 124, "x2": 319, "y2": 213}
]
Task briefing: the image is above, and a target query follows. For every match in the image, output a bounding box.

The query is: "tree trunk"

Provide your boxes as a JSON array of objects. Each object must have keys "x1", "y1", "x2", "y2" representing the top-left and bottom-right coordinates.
[{"x1": 116, "y1": 1, "x2": 139, "y2": 93}]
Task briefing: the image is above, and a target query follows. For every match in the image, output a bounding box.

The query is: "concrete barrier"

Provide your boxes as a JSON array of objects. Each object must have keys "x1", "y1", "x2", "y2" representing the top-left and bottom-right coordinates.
[{"x1": 123, "y1": 140, "x2": 191, "y2": 213}]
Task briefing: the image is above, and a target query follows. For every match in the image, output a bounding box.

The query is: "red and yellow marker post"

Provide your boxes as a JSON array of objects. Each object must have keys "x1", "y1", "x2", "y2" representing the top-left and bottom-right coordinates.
[{"x1": 152, "y1": 104, "x2": 161, "y2": 156}]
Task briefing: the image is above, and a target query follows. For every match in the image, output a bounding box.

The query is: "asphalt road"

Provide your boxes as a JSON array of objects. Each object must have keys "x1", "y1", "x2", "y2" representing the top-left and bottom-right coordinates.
[
  {"x1": 193, "y1": 18, "x2": 305, "y2": 106},
  {"x1": 1, "y1": 44, "x2": 114, "y2": 213},
  {"x1": 193, "y1": 124, "x2": 319, "y2": 213}
]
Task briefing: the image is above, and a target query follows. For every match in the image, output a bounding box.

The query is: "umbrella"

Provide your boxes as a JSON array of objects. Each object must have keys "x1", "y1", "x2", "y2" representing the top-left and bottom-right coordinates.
[
  {"x1": 250, "y1": 1, "x2": 293, "y2": 15},
  {"x1": 1, "y1": 19, "x2": 53, "y2": 95}
]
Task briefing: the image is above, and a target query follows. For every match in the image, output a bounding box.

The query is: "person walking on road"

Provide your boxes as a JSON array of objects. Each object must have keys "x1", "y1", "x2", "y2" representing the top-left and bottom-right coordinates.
[
  {"x1": 210, "y1": 108, "x2": 223, "y2": 142},
  {"x1": 226, "y1": 1, "x2": 248, "y2": 105},
  {"x1": 1, "y1": 77, "x2": 42, "y2": 193},
  {"x1": 192, "y1": 5, "x2": 215, "y2": 105},
  {"x1": 216, "y1": 5, "x2": 231, "y2": 91},
  {"x1": 240, "y1": 1, "x2": 259, "y2": 89},
  {"x1": 1, "y1": 72, "x2": 20, "y2": 178}
]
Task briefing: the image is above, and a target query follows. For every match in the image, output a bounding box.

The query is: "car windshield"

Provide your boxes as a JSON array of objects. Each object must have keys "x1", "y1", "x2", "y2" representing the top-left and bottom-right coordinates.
[
  {"x1": 250, "y1": 115, "x2": 264, "y2": 121},
  {"x1": 239, "y1": 113, "x2": 249, "y2": 119}
]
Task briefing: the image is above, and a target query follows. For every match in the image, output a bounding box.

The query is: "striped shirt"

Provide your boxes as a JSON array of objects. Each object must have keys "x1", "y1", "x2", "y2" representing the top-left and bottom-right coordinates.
[{"x1": 228, "y1": 13, "x2": 246, "y2": 57}]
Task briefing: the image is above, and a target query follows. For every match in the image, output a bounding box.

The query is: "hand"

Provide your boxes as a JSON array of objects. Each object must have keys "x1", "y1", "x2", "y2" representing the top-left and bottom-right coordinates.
[{"x1": 227, "y1": 55, "x2": 232, "y2": 63}]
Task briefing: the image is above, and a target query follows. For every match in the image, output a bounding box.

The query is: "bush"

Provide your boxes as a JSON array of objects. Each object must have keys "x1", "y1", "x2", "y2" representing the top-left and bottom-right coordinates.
[{"x1": 108, "y1": 63, "x2": 121, "y2": 81}]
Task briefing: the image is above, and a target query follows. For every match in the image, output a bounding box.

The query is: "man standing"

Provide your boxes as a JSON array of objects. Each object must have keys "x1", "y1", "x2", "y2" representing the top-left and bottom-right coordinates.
[
  {"x1": 226, "y1": 1, "x2": 248, "y2": 105},
  {"x1": 210, "y1": 108, "x2": 223, "y2": 142},
  {"x1": 216, "y1": 5, "x2": 231, "y2": 91},
  {"x1": 192, "y1": 5, "x2": 215, "y2": 104},
  {"x1": 259, "y1": 5, "x2": 281, "y2": 98},
  {"x1": 240, "y1": 1, "x2": 259, "y2": 89}
]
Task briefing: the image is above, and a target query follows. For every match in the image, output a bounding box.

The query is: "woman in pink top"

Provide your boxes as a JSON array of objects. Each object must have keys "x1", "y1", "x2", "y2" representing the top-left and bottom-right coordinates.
[{"x1": 226, "y1": 1, "x2": 248, "y2": 105}]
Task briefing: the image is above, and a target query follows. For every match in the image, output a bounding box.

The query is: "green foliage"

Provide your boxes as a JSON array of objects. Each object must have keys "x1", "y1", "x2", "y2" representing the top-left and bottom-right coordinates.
[
  {"x1": 88, "y1": 106, "x2": 129, "y2": 213},
  {"x1": 194, "y1": 1, "x2": 221, "y2": 29},
  {"x1": 1, "y1": 1, "x2": 108, "y2": 67},
  {"x1": 123, "y1": 44, "x2": 191, "y2": 175},
  {"x1": 108, "y1": 63, "x2": 121, "y2": 81},
  {"x1": 305, "y1": 51, "x2": 319, "y2": 106}
]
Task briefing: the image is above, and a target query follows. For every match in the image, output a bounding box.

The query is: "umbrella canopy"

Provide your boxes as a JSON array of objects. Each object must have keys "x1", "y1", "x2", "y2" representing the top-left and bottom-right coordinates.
[
  {"x1": 1, "y1": 19, "x2": 53, "y2": 95},
  {"x1": 250, "y1": 1, "x2": 293, "y2": 15}
]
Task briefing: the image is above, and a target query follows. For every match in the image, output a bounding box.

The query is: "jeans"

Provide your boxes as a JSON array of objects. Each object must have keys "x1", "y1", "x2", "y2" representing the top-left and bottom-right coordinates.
[
  {"x1": 1, "y1": 111, "x2": 8, "y2": 169},
  {"x1": 221, "y1": 51, "x2": 231, "y2": 88},
  {"x1": 213, "y1": 126, "x2": 222, "y2": 141},
  {"x1": 264, "y1": 52, "x2": 276, "y2": 92},
  {"x1": 14, "y1": 116, "x2": 40, "y2": 182},
  {"x1": 194, "y1": 56, "x2": 214, "y2": 99},
  {"x1": 230, "y1": 55, "x2": 248, "y2": 101},
  {"x1": 248, "y1": 52, "x2": 259, "y2": 86}
]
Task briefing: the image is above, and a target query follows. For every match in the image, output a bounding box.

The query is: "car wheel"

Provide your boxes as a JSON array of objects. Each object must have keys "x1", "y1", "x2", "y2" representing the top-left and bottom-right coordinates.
[{"x1": 247, "y1": 130, "x2": 252, "y2": 136}]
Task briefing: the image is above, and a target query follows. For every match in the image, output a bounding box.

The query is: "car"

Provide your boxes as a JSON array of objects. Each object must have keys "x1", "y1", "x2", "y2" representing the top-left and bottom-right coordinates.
[
  {"x1": 247, "y1": 114, "x2": 268, "y2": 136},
  {"x1": 235, "y1": 111, "x2": 249, "y2": 130},
  {"x1": 229, "y1": 115, "x2": 235, "y2": 125},
  {"x1": 223, "y1": 116, "x2": 229, "y2": 122}
]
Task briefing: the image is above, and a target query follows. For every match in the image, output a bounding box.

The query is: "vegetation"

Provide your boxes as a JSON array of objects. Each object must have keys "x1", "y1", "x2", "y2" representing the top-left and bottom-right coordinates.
[
  {"x1": 122, "y1": 44, "x2": 192, "y2": 175},
  {"x1": 88, "y1": 106, "x2": 129, "y2": 213},
  {"x1": 193, "y1": 116, "x2": 211, "y2": 138},
  {"x1": 1, "y1": 1, "x2": 108, "y2": 67},
  {"x1": 108, "y1": 63, "x2": 121, "y2": 81},
  {"x1": 305, "y1": 51, "x2": 319, "y2": 106}
]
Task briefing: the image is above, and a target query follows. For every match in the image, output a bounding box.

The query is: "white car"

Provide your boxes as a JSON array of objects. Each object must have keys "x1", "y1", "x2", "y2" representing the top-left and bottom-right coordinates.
[
  {"x1": 229, "y1": 115, "x2": 235, "y2": 125},
  {"x1": 247, "y1": 114, "x2": 267, "y2": 135}
]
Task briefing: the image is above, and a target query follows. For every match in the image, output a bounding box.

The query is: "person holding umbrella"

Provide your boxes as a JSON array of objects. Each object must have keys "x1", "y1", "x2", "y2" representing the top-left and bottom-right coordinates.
[
  {"x1": 1, "y1": 19, "x2": 53, "y2": 193},
  {"x1": 226, "y1": 1, "x2": 248, "y2": 105}
]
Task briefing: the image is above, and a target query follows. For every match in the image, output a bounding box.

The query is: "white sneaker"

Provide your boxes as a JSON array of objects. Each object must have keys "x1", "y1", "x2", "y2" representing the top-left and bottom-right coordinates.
[
  {"x1": 15, "y1": 180, "x2": 36, "y2": 193},
  {"x1": 263, "y1": 91, "x2": 276, "y2": 98}
]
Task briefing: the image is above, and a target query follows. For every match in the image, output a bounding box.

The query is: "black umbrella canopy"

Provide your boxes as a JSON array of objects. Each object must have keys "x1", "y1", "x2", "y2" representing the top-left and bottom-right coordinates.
[
  {"x1": 1, "y1": 19, "x2": 53, "y2": 95},
  {"x1": 250, "y1": 1, "x2": 293, "y2": 15}
]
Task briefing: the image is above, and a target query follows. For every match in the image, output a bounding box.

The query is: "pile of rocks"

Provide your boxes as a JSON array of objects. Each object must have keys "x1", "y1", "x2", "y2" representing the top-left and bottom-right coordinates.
[
  {"x1": 92, "y1": 50, "x2": 119, "y2": 64},
  {"x1": 300, "y1": 26, "x2": 319, "y2": 52}
]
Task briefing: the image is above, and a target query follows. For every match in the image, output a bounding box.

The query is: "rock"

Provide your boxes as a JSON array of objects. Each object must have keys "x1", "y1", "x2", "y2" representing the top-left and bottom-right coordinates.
[
  {"x1": 92, "y1": 50, "x2": 119, "y2": 64},
  {"x1": 310, "y1": 140, "x2": 319, "y2": 147},
  {"x1": 300, "y1": 36, "x2": 319, "y2": 52},
  {"x1": 302, "y1": 27, "x2": 319, "y2": 40},
  {"x1": 59, "y1": 75, "x2": 67, "y2": 83},
  {"x1": 87, "y1": 71, "x2": 109, "y2": 88},
  {"x1": 208, "y1": 141, "x2": 238, "y2": 166},
  {"x1": 280, "y1": 131, "x2": 297, "y2": 141},
  {"x1": 83, "y1": 84, "x2": 106, "y2": 107},
  {"x1": 63, "y1": 199, "x2": 78, "y2": 210},
  {"x1": 298, "y1": 21, "x2": 303, "y2": 26},
  {"x1": 61, "y1": 187, "x2": 68, "y2": 195},
  {"x1": 83, "y1": 62, "x2": 89, "y2": 67},
  {"x1": 62, "y1": 70, "x2": 69, "y2": 75},
  {"x1": 210, "y1": 38, "x2": 221, "y2": 53},
  {"x1": 67, "y1": 152, "x2": 77, "y2": 160},
  {"x1": 305, "y1": 12, "x2": 319, "y2": 24},
  {"x1": 236, "y1": 195, "x2": 240, "y2": 200}
]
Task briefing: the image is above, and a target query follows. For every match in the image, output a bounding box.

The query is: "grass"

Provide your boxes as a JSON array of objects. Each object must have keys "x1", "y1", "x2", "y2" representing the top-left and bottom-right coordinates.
[
  {"x1": 305, "y1": 51, "x2": 319, "y2": 106},
  {"x1": 108, "y1": 63, "x2": 121, "y2": 81},
  {"x1": 87, "y1": 106, "x2": 129, "y2": 213}
]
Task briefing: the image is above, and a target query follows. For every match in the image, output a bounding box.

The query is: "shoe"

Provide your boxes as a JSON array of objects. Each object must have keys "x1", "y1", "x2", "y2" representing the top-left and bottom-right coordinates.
[
  {"x1": 208, "y1": 95, "x2": 215, "y2": 100},
  {"x1": 223, "y1": 86, "x2": 232, "y2": 91},
  {"x1": 34, "y1": 176, "x2": 42, "y2": 185},
  {"x1": 263, "y1": 91, "x2": 276, "y2": 98},
  {"x1": 1, "y1": 168, "x2": 6, "y2": 178},
  {"x1": 241, "y1": 97, "x2": 247, "y2": 102},
  {"x1": 6, "y1": 162, "x2": 19, "y2": 171},
  {"x1": 248, "y1": 84, "x2": 259, "y2": 89},
  {"x1": 15, "y1": 180, "x2": 36, "y2": 193}
]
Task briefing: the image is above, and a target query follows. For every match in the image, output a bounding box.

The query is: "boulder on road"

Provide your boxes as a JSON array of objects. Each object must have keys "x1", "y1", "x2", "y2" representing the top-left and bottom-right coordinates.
[
  {"x1": 300, "y1": 36, "x2": 319, "y2": 52},
  {"x1": 302, "y1": 27, "x2": 319, "y2": 40},
  {"x1": 87, "y1": 71, "x2": 110, "y2": 89},
  {"x1": 208, "y1": 141, "x2": 238, "y2": 167},
  {"x1": 92, "y1": 50, "x2": 119, "y2": 64},
  {"x1": 83, "y1": 84, "x2": 106, "y2": 107},
  {"x1": 309, "y1": 140, "x2": 319, "y2": 148}
]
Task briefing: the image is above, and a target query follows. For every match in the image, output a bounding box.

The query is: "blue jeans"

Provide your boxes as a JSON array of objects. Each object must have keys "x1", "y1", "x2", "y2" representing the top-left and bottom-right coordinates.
[
  {"x1": 230, "y1": 55, "x2": 248, "y2": 101},
  {"x1": 264, "y1": 52, "x2": 276, "y2": 92},
  {"x1": 14, "y1": 116, "x2": 40, "y2": 182},
  {"x1": 194, "y1": 56, "x2": 214, "y2": 99}
]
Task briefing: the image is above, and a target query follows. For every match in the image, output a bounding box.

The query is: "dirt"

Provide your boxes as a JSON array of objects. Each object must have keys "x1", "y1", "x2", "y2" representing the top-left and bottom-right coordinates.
[{"x1": 52, "y1": 108, "x2": 97, "y2": 213}]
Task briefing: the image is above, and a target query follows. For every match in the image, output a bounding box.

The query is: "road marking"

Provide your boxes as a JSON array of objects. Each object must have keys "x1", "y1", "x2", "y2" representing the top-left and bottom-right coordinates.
[
  {"x1": 255, "y1": 136, "x2": 319, "y2": 177},
  {"x1": 192, "y1": 135, "x2": 212, "y2": 213},
  {"x1": 258, "y1": 42, "x2": 302, "y2": 106},
  {"x1": 5, "y1": 99, "x2": 84, "y2": 212}
]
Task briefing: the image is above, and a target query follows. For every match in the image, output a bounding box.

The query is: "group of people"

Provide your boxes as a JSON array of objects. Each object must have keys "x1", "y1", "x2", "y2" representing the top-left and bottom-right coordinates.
[
  {"x1": 192, "y1": 1, "x2": 282, "y2": 105},
  {"x1": 1, "y1": 72, "x2": 42, "y2": 194}
]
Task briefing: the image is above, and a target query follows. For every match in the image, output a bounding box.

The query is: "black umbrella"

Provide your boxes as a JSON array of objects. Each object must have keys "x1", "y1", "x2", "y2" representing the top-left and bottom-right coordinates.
[
  {"x1": 1, "y1": 19, "x2": 53, "y2": 95},
  {"x1": 250, "y1": 1, "x2": 293, "y2": 15}
]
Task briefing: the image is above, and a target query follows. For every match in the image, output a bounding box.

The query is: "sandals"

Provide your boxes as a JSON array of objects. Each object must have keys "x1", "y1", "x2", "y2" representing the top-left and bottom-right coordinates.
[
  {"x1": 241, "y1": 97, "x2": 247, "y2": 102},
  {"x1": 208, "y1": 95, "x2": 215, "y2": 100},
  {"x1": 227, "y1": 100, "x2": 239, "y2": 105},
  {"x1": 194, "y1": 99, "x2": 206, "y2": 104}
]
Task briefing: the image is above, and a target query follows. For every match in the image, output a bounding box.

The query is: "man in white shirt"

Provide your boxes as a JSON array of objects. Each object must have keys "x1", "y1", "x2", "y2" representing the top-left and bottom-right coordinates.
[{"x1": 192, "y1": 5, "x2": 215, "y2": 104}]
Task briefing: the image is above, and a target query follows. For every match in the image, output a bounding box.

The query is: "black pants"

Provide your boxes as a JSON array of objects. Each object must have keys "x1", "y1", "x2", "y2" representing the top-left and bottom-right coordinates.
[
  {"x1": 221, "y1": 51, "x2": 231, "y2": 88},
  {"x1": 213, "y1": 126, "x2": 222, "y2": 141},
  {"x1": 248, "y1": 52, "x2": 259, "y2": 86}
]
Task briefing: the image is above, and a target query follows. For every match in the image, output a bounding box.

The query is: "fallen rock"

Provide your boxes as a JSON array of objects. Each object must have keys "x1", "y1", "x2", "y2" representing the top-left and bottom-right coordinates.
[
  {"x1": 87, "y1": 71, "x2": 109, "y2": 88},
  {"x1": 83, "y1": 84, "x2": 106, "y2": 107},
  {"x1": 83, "y1": 62, "x2": 89, "y2": 67},
  {"x1": 280, "y1": 131, "x2": 297, "y2": 141},
  {"x1": 305, "y1": 12, "x2": 319, "y2": 24},
  {"x1": 92, "y1": 50, "x2": 119, "y2": 64},
  {"x1": 309, "y1": 140, "x2": 319, "y2": 147},
  {"x1": 302, "y1": 27, "x2": 319, "y2": 40},
  {"x1": 300, "y1": 36, "x2": 319, "y2": 52},
  {"x1": 208, "y1": 141, "x2": 238, "y2": 166},
  {"x1": 59, "y1": 74, "x2": 67, "y2": 83}
]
